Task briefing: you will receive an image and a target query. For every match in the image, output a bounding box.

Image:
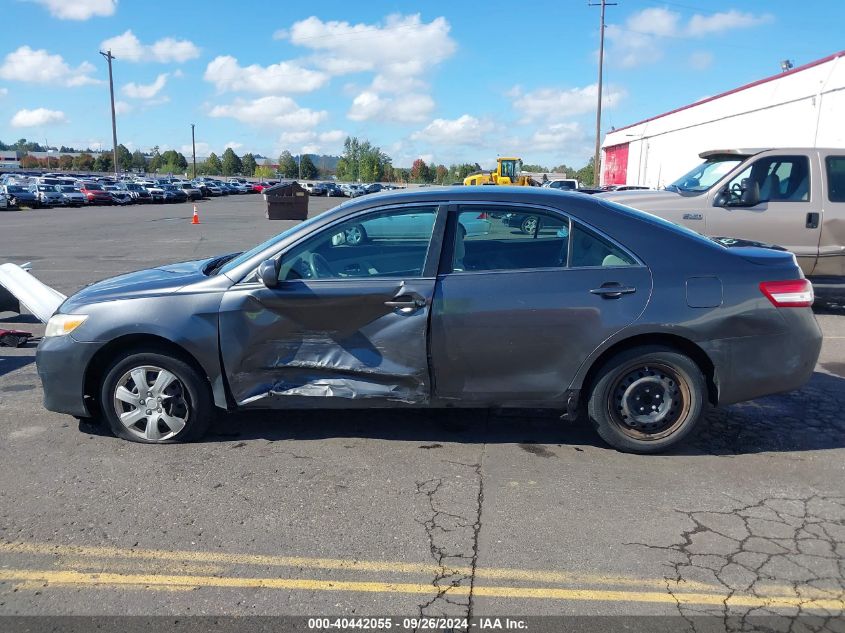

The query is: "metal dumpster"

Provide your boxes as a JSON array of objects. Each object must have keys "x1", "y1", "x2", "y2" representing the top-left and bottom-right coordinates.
[{"x1": 264, "y1": 180, "x2": 309, "y2": 220}]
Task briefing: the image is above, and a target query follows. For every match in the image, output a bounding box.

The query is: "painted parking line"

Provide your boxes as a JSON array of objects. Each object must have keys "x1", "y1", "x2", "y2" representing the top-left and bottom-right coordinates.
[{"x1": 1, "y1": 568, "x2": 843, "y2": 611}]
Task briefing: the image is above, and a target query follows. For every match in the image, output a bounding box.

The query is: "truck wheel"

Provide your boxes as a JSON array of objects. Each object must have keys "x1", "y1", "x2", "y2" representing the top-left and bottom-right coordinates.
[
  {"x1": 521, "y1": 215, "x2": 540, "y2": 234},
  {"x1": 587, "y1": 346, "x2": 705, "y2": 454},
  {"x1": 100, "y1": 350, "x2": 213, "y2": 443}
]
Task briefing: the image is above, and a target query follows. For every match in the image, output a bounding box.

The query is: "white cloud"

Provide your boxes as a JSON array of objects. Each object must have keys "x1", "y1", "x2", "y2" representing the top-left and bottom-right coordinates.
[
  {"x1": 181, "y1": 142, "x2": 210, "y2": 155},
  {"x1": 411, "y1": 115, "x2": 495, "y2": 147},
  {"x1": 209, "y1": 96, "x2": 327, "y2": 129},
  {"x1": 689, "y1": 51, "x2": 714, "y2": 70},
  {"x1": 272, "y1": 28, "x2": 288, "y2": 40},
  {"x1": 607, "y1": 7, "x2": 773, "y2": 69},
  {"x1": 0, "y1": 87, "x2": 7, "y2": 96},
  {"x1": 203, "y1": 56, "x2": 328, "y2": 94},
  {"x1": 114, "y1": 100, "x2": 132, "y2": 115},
  {"x1": 687, "y1": 10, "x2": 773, "y2": 36},
  {"x1": 510, "y1": 84, "x2": 625, "y2": 121},
  {"x1": 277, "y1": 129, "x2": 347, "y2": 153},
  {"x1": 289, "y1": 13, "x2": 456, "y2": 88},
  {"x1": 526, "y1": 122, "x2": 588, "y2": 152},
  {"x1": 122, "y1": 73, "x2": 168, "y2": 99},
  {"x1": 347, "y1": 91, "x2": 434, "y2": 123},
  {"x1": 0, "y1": 46, "x2": 100, "y2": 86},
  {"x1": 34, "y1": 0, "x2": 116, "y2": 20},
  {"x1": 100, "y1": 30, "x2": 199, "y2": 63},
  {"x1": 224, "y1": 141, "x2": 244, "y2": 151},
  {"x1": 11, "y1": 107, "x2": 67, "y2": 128}
]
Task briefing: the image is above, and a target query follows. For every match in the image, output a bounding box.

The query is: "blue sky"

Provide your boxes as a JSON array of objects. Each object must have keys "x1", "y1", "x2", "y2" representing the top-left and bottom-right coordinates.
[{"x1": 2, "y1": 0, "x2": 843, "y2": 168}]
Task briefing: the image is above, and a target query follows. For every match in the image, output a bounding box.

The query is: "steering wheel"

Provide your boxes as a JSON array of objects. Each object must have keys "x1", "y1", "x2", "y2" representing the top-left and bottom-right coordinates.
[
  {"x1": 307, "y1": 252, "x2": 335, "y2": 279},
  {"x1": 730, "y1": 182, "x2": 743, "y2": 196}
]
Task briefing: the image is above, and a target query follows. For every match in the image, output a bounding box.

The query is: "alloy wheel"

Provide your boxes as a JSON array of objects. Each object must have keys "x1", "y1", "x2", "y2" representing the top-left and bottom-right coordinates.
[{"x1": 112, "y1": 365, "x2": 190, "y2": 441}]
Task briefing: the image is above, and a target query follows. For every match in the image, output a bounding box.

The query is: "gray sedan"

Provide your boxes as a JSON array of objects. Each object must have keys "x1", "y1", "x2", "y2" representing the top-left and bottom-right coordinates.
[{"x1": 28, "y1": 187, "x2": 821, "y2": 452}]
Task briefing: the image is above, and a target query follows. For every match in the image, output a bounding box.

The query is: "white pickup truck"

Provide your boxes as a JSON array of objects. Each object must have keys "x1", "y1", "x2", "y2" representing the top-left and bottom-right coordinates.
[{"x1": 600, "y1": 148, "x2": 845, "y2": 294}]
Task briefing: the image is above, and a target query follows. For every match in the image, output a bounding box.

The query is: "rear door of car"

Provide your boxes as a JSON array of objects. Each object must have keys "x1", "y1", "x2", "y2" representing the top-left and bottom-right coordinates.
[
  {"x1": 429, "y1": 203, "x2": 652, "y2": 405},
  {"x1": 218, "y1": 203, "x2": 447, "y2": 407}
]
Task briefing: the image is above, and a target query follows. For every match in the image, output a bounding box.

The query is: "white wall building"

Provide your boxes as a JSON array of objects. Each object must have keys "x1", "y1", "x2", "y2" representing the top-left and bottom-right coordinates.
[{"x1": 601, "y1": 50, "x2": 845, "y2": 189}]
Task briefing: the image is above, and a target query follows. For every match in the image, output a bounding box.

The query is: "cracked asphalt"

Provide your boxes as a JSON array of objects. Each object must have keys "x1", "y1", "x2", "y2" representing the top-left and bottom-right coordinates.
[{"x1": 1, "y1": 195, "x2": 844, "y2": 626}]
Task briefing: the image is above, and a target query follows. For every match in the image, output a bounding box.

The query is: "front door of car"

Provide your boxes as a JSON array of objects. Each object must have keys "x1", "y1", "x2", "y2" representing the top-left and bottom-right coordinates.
[
  {"x1": 430, "y1": 205, "x2": 651, "y2": 405},
  {"x1": 707, "y1": 154, "x2": 821, "y2": 274},
  {"x1": 218, "y1": 204, "x2": 446, "y2": 408}
]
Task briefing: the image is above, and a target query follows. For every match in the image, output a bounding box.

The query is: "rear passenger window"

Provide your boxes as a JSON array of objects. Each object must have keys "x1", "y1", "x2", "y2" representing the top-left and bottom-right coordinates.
[
  {"x1": 826, "y1": 156, "x2": 845, "y2": 202},
  {"x1": 452, "y1": 207, "x2": 636, "y2": 272},
  {"x1": 570, "y1": 223, "x2": 636, "y2": 267}
]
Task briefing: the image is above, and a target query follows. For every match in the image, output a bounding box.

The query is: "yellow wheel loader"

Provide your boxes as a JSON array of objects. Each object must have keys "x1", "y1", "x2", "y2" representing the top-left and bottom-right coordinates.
[{"x1": 463, "y1": 157, "x2": 538, "y2": 186}]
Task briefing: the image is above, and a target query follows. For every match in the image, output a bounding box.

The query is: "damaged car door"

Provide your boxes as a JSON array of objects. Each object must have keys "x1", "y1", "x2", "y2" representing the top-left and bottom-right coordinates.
[{"x1": 218, "y1": 204, "x2": 445, "y2": 407}]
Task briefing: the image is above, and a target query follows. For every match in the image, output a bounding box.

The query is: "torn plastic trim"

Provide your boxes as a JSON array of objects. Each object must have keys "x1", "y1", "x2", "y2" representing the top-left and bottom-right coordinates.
[{"x1": 0, "y1": 263, "x2": 66, "y2": 323}]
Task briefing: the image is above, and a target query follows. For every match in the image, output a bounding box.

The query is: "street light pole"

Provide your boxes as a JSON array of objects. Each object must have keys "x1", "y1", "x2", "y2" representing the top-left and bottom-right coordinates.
[
  {"x1": 191, "y1": 123, "x2": 197, "y2": 179},
  {"x1": 589, "y1": 0, "x2": 615, "y2": 187},
  {"x1": 99, "y1": 49, "x2": 119, "y2": 176}
]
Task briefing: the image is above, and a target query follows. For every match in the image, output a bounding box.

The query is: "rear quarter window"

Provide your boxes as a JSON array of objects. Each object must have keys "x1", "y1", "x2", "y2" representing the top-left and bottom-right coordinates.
[{"x1": 826, "y1": 156, "x2": 845, "y2": 202}]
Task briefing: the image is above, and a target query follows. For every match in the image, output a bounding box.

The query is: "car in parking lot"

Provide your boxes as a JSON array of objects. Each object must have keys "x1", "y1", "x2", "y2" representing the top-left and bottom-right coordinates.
[
  {"x1": 30, "y1": 184, "x2": 65, "y2": 207},
  {"x1": 11, "y1": 187, "x2": 821, "y2": 453},
  {"x1": 179, "y1": 183, "x2": 203, "y2": 201},
  {"x1": 3, "y1": 184, "x2": 38, "y2": 208},
  {"x1": 104, "y1": 185, "x2": 133, "y2": 205},
  {"x1": 124, "y1": 183, "x2": 153, "y2": 203},
  {"x1": 161, "y1": 184, "x2": 189, "y2": 203},
  {"x1": 58, "y1": 185, "x2": 86, "y2": 207},
  {"x1": 79, "y1": 182, "x2": 114, "y2": 205}
]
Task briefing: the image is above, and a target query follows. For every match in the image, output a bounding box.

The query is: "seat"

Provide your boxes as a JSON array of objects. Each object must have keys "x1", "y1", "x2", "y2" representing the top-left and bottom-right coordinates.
[{"x1": 760, "y1": 173, "x2": 781, "y2": 201}]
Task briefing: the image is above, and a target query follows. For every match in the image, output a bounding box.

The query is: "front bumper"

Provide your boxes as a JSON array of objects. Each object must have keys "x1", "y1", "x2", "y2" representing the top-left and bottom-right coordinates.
[{"x1": 36, "y1": 335, "x2": 102, "y2": 418}]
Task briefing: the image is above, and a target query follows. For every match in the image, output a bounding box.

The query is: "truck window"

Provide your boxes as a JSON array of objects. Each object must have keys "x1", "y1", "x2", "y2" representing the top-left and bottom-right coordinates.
[
  {"x1": 826, "y1": 156, "x2": 845, "y2": 202},
  {"x1": 725, "y1": 155, "x2": 810, "y2": 203}
]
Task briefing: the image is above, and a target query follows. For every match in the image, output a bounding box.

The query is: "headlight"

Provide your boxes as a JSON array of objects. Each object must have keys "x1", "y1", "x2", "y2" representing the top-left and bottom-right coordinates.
[{"x1": 44, "y1": 314, "x2": 88, "y2": 338}]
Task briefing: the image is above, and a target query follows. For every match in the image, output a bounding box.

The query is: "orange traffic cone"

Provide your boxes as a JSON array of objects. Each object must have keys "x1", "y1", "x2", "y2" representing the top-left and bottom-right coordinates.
[{"x1": 191, "y1": 206, "x2": 200, "y2": 224}]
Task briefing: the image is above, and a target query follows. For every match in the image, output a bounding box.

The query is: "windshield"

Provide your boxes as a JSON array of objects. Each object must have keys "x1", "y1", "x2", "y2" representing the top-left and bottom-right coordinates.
[
  {"x1": 666, "y1": 157, "x2": 743, "y2": 192},
  {"x1": 219, "y1": 214, "x2": 328, "y2": 276},
  {"x1": 36, "y1": 185, "x2": 53, "y2": 191},
  {"x1": 7, "y1": 185, "x2": 24, "y2": 192},
  {"x1": 60, "y1": 186, "x2": 76, "y2": 192}
]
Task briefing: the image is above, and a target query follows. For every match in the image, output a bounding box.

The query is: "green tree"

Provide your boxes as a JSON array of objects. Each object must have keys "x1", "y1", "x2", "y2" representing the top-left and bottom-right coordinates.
[
  {"x1": 521, "y1": 163, "x2": 548, "y2": 173},
  {"x1": 277, "y1": 151, "x2": 298, "y2": 178},
  {"x1": 116, "y1": 144, "x2": 132, "y2": 172},
  {"x1": 241, "y1": 153, "x2": 257, "y2": 177},
  {"x1": 551, "y1": 163, "x2": 576, "y2": 175},
  {"x1": 58, "y1": 154, "x2": 74, "y2": 170},
  {"x1": 72, "y1": 153, "x2": 95, "y2": 170},
  {"x1": 130, "y1": 149, "x2": 147, "y2": 172},
  {"x1": 254, "y1": 165, "x2": 275, "y2": 179},
  {"x1": 148, "y1": 146, "x2": 162, "y2": 172},
  {"x1": 206, "y1": 152, "x2": 222, "y2": 175},
  {"x1": 299, "y1": 154, "x2": 318, "y2": 180},
  {"x1": 576, "y1": 157, "x2": 595, "y2": 187},
  {"x1": 93, "y1": 153, "x2": 113, "y2": 172},
  {"x1": 410, "y1": 158, "x2": 432, "y2": 183},
  {"x1": 435, "y1": 164, "x2": 448, "y2": 184},
  {"x1": 221, "y1": 148, "x2": 242, "y2": 176},
  {"x1": 160, "y1": 150, "x2": 187, "y2": 172}
]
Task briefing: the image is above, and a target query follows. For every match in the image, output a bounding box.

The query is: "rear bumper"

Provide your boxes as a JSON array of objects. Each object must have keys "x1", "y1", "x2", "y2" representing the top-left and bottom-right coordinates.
[
  {"x1": 703, "y1": 309, "x2": 823, "y2": 406},
  {"x1": 36, "y1": 335, "x2": 102, "y2": 418}
]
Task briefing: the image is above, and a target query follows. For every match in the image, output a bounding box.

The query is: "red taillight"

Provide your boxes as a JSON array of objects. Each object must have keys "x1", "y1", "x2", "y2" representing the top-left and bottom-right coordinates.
[
  {"x1": 477, "y1": 212, "x2": 488, "y2": 219},
  {"x1": 759, "y1": 279, "x2": 814, "y2": 308}
]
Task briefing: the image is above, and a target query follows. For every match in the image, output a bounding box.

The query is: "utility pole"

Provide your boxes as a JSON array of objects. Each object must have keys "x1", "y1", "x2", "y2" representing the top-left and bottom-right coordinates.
[
  {"x1": 191, "y1": 123, "x2": 197, "y2": 179},
  {"x1": 589, "y1": 0, "x2": 616, "y2": 186},
  {"x1": 99, "y1": 49, "x2": 119, "y2": 176}
]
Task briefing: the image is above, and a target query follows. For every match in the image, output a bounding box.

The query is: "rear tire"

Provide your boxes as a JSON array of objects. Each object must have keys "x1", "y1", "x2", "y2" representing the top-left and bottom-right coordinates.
[
  {"x1": 100, "y1": 350, "x2": 213, "y2": 443},
  {"x1": 587, "y1": 346, "x2": 705, "y2": 454}
]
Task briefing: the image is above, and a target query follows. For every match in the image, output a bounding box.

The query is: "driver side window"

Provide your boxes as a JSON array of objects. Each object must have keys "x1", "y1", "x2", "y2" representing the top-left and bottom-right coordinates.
[
  {"x1": 725, "y1": 156, "x2": 810, "y2": 203},
  {"x1": 279, "y1": 206, "x2": 438, "y2": 281}
]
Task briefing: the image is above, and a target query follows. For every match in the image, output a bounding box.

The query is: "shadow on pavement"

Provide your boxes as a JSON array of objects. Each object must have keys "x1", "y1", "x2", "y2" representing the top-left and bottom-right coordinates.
[
  {"x1": 143, "y1": 370, "x2": 845, "y2": 456},
  {"x1": 0, "y1": 355, "x2": 35, "y2": 377}
]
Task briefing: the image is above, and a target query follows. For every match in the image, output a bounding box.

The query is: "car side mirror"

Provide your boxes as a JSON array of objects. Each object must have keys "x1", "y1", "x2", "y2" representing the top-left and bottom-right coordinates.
[
  {"x1": 713, "y1": 188, "x2": 730, "y2": 207},
  {"x1": 258, "y1": 259, "x2": 280, "y2": 288},
  {"x1": 739, "y1": 179, "x2": 760, "y2": 207}
]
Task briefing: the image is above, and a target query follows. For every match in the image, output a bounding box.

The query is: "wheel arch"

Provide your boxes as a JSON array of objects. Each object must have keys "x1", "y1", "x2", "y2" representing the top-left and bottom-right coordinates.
[
  {"x1": 83, "y1": 333, "x2": 224, "y2": 416},
  {"x1": 577, "y1": 333, "x2": 719, "y2": 406}
]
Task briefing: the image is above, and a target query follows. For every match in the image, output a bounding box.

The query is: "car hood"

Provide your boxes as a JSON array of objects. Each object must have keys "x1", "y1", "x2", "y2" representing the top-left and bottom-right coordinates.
[
  {"x1": 597, "y1": 189, "x2": 700, "y2": 211},
  {"x1": 63, "y1": 257, "x2": 218, "y2": 309}
]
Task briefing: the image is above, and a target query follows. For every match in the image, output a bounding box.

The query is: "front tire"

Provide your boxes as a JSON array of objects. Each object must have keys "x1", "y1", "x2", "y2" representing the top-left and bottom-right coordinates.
[
  {"x1": 100, "y1": 350, "x2": 213, "y2": 443},
  {"x1": 587, "y1": 346, "x2": 705, "y2": 453}
]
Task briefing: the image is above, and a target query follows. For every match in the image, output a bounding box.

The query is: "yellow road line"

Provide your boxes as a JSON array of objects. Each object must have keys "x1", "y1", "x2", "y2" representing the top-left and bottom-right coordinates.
[
  {"x1": 0, "y1": 540, "x2": 699, "y2": 590},
  {"x1": 0, "y1": 568, "x2": 842, "y2": 610}
]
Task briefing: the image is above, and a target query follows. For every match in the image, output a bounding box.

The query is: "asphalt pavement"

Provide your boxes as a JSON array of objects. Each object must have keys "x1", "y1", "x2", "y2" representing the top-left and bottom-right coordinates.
[{"x1": 0, "y1": 194, "x2": 843, "y2": 628}]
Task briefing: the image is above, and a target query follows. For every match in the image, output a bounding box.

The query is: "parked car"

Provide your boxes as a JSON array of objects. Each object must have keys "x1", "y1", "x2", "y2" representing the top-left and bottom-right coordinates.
[
  {"x1": 30, "y1": 184, "x2": 65, "y2": 207},
  {"x1": 322, "y1": 182, "x2": 344, "y2": 197},
  {"x1": 598, "y1": 148, "x2": 845, "y2": 296},
  {"x1": 502, "y1": 210, "x2": 568, "y2": 235},
  {"x1": 58, "y1": 185, "x2": 87, "y2": 207},
  {"x1": 0, "y1": 191, "x2": 8, "y2": 210},
  {"x1": 79, "y1": 182, "x2": 114, "y2": 205},
  {"x1": 201, "y1": 182, "x2": 223, "y2": 197},
  {"x1": 543, "y1": 179, "x2": 580, "y2": 191},
  {"x1": 3, "y1": 184, "x2": 38, "y2": 208},
  {"x1": 179, "y1": 183, "x2": 203, "y2": 201},
  {"x1": 161, "y1": 184, "x2": 189, "y2": 203},
  {"x1": 302, "y1": 182, "x2": 327, "y2": 196},
  {"x1": 211, "y1": 181, "x2": 231, "y2": 196},
  {"x1": 6, "y1": 188, "x2": 818, "y2": 453},
  {"x1": 364, "y1": 183, "x2": 384, "y2": 195},
  {"x1": 105, "y1": 186, "x2": 134, "y2": 205},
  {"x1": 143, "y1": 184, "x2": 166, "y2": 203},
  {"x1": 124, "y1": 183, "x2": 153, "y2": 203}
]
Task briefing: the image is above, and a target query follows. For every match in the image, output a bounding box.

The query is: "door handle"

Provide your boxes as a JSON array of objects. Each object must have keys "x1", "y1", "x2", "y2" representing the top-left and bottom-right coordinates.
[
  {"x1": 385, "y1": 294, "x2": 427, "y2": 309},
  {"x1": 806, "y1": 212, "x2": 820, "y2": 229},
  {"x1": 590, "y1": 284, "x2": 636, "y2": 298}
]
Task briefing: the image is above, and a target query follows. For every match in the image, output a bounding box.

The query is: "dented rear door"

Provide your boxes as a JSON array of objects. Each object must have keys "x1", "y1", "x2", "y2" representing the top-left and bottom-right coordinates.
[{"x1": 218, "y1": 204, "x2": 446, "y2": 408}]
